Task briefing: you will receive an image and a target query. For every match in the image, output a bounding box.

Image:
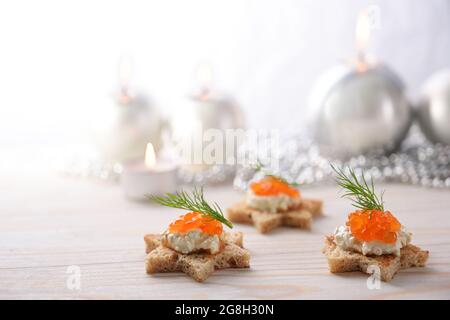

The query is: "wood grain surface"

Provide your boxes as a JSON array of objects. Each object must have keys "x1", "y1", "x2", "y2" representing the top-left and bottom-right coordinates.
[{"x1": 1, "y1": 171, "x2": 449, "y2": 299}]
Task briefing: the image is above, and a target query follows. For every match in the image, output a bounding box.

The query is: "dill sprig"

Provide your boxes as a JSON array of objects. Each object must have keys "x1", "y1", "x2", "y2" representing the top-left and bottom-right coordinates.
[
  {"x1": 147, "y1": 188, "x2": 233, "y2": 229},
  {"x1": 331, "y1": 164, "x2": 385, "y2": 211},
  {"x1": 252, "y1": 160, "x2": 302, "y2": 187}
]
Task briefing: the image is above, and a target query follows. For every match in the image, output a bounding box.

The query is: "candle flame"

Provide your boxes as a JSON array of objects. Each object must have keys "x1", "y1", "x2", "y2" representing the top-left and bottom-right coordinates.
[
  {"x1": 145, "y1": 142, "x2": 156, "y2": 168},
  {"x1": 355, "y1": 9, "x2": 371, "y2": 72}
]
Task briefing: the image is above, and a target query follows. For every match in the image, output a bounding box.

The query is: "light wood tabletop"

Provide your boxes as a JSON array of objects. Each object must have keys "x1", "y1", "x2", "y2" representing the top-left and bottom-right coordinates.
[{"x1": 1, "y1": 171, "x2": 450, "y2": 300}]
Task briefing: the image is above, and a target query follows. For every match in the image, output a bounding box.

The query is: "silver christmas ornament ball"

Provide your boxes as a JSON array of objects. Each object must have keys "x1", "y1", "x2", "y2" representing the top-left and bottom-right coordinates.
[
  {"x1": 416, "y1": 69, "x2": 450, "y2": 145},
  {"x1": 309, "y1": 64, "x2": 412, "y2": 159}
]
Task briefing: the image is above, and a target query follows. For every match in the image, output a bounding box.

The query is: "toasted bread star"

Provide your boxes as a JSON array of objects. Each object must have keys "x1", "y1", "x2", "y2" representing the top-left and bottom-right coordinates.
[
  {"x1": 144, "y1": 232, "x2": 250, "y2": 282},
  {"x1": 322, "y1": 235, "x2": 429, "y2": 282},
  {"x1": 227, "y1": 198, "x2": 322, "y2": 234}
]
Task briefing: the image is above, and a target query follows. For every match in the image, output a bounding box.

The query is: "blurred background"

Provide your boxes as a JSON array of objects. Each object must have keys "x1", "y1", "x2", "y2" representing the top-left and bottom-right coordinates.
[{"x1": 0, "y1": 0, "x2": 449, "y2": 179}]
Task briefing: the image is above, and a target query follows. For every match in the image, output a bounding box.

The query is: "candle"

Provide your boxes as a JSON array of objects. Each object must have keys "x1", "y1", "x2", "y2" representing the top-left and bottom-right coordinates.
[
  {"x1": 121, "y1": 142, "x2": 178, "y2": 200},
  {"x1": 94, "y1": 56, "x2": 163, "y2": 164},
  {"x1": 171, "y1": 63, "x2": 245, "y2": 172},
  {"x1": 309, "y1": 8, "x2": 412, "y2": 159}
]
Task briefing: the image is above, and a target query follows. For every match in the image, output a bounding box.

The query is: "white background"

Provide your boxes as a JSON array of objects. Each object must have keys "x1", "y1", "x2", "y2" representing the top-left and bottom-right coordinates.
[{"x1": 0, "y1": 0, "x2": 449, "y2": 165}]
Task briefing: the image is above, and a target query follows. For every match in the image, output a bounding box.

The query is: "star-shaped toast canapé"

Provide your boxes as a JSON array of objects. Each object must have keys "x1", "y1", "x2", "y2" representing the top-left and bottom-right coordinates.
[
  {"x1": 144, "y1": 231, "x2": 249, "y2": 282},
  {"x1": 322, "y1": 165, "x2": 428, "y2": 281},
  {"x1": 228, "y1": 173, "x2": 323, "y2": 233},
  {"x1": 145, "y1": 189, "x2": 250, "y2": 282}
]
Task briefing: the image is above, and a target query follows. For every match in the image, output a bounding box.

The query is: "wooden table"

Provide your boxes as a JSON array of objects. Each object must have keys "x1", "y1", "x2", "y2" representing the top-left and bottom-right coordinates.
[{"x1": 1, "y1": 171, "x2": 450, "y2": 299}]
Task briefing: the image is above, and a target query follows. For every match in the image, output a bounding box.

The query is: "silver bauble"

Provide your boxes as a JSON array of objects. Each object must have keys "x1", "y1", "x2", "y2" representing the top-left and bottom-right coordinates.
[
  {"x1": 309, "y1": 64, "x2": 412, "y2": 159},
  {"x1": 416, "y1": 69, "x2": 450, "y2": 145}
]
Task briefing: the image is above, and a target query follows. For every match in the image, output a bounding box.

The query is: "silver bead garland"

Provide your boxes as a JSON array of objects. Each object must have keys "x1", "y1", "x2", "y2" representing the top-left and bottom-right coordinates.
[
  {"x1": 234, "y1": 125, "x2": 450, "y2": 190},
  {"x1": 57, "y1": 148, "x2": 235, "y2": 185},
  {"x1": 59, "y1": 126, "x2": 450, "y2": 188},
  {"x1": 177, "y1": 164, "x2": 236, "y2": 185}
]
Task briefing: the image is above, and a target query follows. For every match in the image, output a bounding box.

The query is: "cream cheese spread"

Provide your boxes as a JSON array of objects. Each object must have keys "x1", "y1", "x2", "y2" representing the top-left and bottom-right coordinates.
[
  {"x1": 246, "y1": 189, "x2": 301, "y2": 213},
  {"x1": 333, "y1": 225, "x2": 411, "y2": 256},
  {"x1": 162, "y1": 229, "x2": 221, "y2": 254}
]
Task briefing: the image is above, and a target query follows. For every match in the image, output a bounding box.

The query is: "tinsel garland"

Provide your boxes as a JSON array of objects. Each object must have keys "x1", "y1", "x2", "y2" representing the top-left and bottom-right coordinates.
[
  {"x1": 233, "y1": 126, "x2": 450, "y2": 190},
  {"x1": 59, "y1": 126, "x2": 450, "y2": 188}
]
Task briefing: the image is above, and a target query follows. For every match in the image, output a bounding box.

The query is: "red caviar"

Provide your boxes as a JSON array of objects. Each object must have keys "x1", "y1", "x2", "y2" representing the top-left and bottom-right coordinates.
[
  {"x1": 168, "y1": 211, "x2": 223, "y2": 236},
  {"x1": 347, "y1": 210, "x2": 401, "y2": 244},
  {"x1": 250, "y1": 176, "x2": 300, "y2": 198}
]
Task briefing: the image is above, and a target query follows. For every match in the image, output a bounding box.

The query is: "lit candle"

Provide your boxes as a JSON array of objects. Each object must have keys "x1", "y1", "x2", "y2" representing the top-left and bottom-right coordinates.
[
  {"x1": 309, "y1": 8, "x2": 412, "y2": 159},
  {"x1": 171, "y1": 63, "x2": 245, "y2": 171},
  {"x1": 121, "y1": 142, "x2": 178, "y2": 199},
  {"x1": 94, "y1": 56, "x2": 163, "y2": 164}
]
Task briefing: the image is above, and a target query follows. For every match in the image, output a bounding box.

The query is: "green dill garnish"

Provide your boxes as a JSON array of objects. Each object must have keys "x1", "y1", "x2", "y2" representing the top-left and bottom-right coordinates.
[
  {"x1": 331, "y1": 164, "x2": 385, "y2": 212},
  {"x1": 147, "y1": 188, "x2": 233, "y2": 229}
]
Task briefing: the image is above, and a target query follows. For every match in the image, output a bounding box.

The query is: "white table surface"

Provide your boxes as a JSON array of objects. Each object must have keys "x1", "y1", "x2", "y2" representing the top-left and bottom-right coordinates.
[{"x1": 1, "y1": 171, "x2": 449, "y2": 299}]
